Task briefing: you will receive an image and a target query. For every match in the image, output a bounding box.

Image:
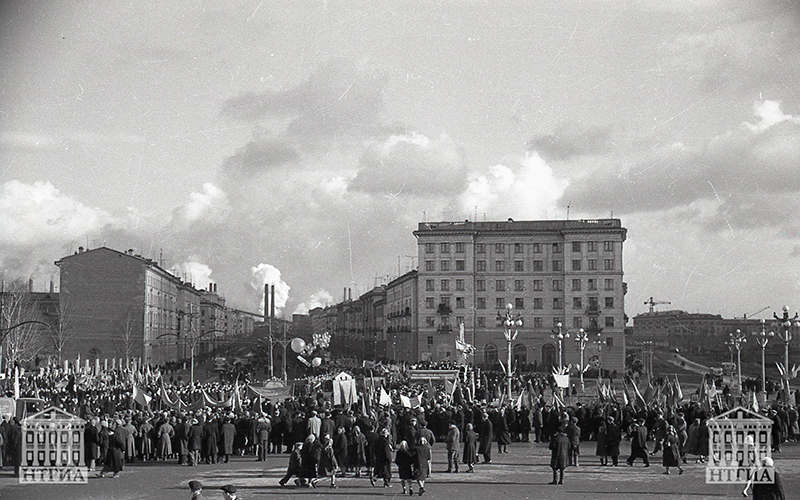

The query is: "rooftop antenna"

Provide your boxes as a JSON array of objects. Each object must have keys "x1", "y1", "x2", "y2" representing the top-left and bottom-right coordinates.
[{"x1": 566, "y1": 201, "x2": 571, "y2": 220}]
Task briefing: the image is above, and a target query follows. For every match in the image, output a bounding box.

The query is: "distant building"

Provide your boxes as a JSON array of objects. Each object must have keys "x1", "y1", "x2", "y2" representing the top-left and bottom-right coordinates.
[
  {"x1": 413, "y1": 219, "x2": 628, "y2": 373},
  {"x1": 385, "y1": 270, "x2": 418, "y2": 362}
]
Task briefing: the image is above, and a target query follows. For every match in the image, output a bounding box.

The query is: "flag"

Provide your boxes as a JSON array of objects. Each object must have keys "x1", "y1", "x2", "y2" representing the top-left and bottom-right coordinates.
[
  {"x1": 643, "y1": 382, "x2": 655, "y2": 404},
  {"x1": 674, "y1": 374, "x2": 683, "y2": 401},
  {"x1": 622, "y1": 388, "x2": 629, "y2": 406},
  {"x1": 751, "y1": 391, "x2": 760, "y2": 413},
  {"x1": 409, "y1": 394, "x2": 421, "y2": 408},
  {"x1": 444, "y1": 379, "x2": 454, "y2": 398},
  {"x1": 379, "y1": 387, "x2": 392, "y2": 407},
  {"x1": 553, "y1": 374, "x2": 570, "y2": 389},
  {"x1": 133, "y1": 385, "x2": 152, "y2": 407},
  {"x1": 13, "y1": 366, "x2": 20, "y2": 399},
  {"x1": 400, "y1": 394, "x2": 411, "y2": 408}
]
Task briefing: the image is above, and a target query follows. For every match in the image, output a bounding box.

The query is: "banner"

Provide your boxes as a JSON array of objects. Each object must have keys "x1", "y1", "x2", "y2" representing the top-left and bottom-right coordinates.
[
  {"x1": 379, "y1": 387, "x2": 392, "y2": 406},
  {"x1": 553, "y1": 374, "x2": 569, "y2": 389},
  {"x1": 132, "y1": 385, "x2": 152, "y2": 407}
]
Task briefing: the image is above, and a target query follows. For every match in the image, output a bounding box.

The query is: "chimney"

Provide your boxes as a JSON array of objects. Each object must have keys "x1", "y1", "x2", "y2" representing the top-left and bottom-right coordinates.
[
  {"x1": 78, "y1": 246, "x2": 84, "y2": 253},
  {"x1": 28, "y1": 278, "x2": 34, "y2": 293},
  {"x1": 344, "y1": 287, "x2": 347, "y2": 302},
  {"x1": 50, "y1": 280, "x2": 54, "y2": 294},
  {"x1": 208, "y1": 284, "x2": 213, "y2": 292},
  {"x1": 270, "y1": 285, "x2": 275, "y2": 320},
  {"x1": 264, "y1": 284, "x2": 269, "y2": 322}
]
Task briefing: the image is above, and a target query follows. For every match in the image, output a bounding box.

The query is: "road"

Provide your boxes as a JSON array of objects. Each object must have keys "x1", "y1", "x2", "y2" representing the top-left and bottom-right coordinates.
[{"x1": 1, "y1": 439, "x2": 798, "y2": 499}]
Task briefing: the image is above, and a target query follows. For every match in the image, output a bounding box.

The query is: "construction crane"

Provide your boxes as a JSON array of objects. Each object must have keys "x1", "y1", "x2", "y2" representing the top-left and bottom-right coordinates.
[
  {"x1": 737, "y1": 306, "x2": 770, "y2": 320},
  {"x1": 645, "y1": 296, "x2": 671, "y2": 313}
]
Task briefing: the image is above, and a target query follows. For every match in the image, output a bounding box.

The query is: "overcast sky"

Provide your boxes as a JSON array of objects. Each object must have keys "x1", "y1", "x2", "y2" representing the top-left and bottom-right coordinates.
[{"x1": 2, "y1": 0, "x2": 800, "y2": 321}]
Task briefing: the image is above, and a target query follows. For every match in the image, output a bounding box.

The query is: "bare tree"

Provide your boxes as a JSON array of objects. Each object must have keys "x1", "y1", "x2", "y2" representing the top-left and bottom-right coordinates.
[
  {"x1": 116, "y1": 307, "x2": 140, "y2": 365},
  {"x1": 0, "y1": 279, "x2": 45, "y2": 368},
  {"x1": 49, "y1": 295, "x2": 73, "y2": 364}
]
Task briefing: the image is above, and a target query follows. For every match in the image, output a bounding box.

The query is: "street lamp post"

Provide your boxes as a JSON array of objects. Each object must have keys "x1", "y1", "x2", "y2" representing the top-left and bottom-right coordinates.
[
  {"x1": 574, "y1": 328, "x2": 589, "y2": 391},
  {"x1": 753, "y1": 319, "x2": 774, "y2": 393},
  {"x1": 774, "y1": 306, "x2": 799, "y2": 399},
  {"x1": 726, "y1": 329, "x2": 747, "y2": 395},
  {"x1": 499, "y1": 303, "x2": 523, "y2": 401},
  {"x1": 550, "y1": 322, "x2": 570, "y2": 371}
]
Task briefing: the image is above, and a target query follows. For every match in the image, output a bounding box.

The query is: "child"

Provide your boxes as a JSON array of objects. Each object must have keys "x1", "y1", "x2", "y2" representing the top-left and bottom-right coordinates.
[{"x1": 278, "y1": 442, "x2": 303, "y2": 487}]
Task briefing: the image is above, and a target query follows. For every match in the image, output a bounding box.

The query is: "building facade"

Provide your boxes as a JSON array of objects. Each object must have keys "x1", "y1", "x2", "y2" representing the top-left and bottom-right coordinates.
[
  {"x1": 385, "y1": 270, "x2": 418, "y2": 362},
  {"x1": 413, "y1": 219, "x2": 628, "y2": 373}
]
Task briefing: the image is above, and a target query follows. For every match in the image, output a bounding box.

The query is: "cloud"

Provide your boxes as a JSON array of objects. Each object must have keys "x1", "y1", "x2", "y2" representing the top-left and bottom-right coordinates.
[
  {"x1": 349, "y1": 132, "x2": 468, "y2": 195},
  {"x1": 251, "y1": 263, "x2": 291, "y2": 316},
  {"x1": 559, "y1": 101, "x2": 800, "y2": 232},
  {"x1": 173, "y1": 183, "x2": 231, "y2": 225},
  {"x1": 0, "y1": 180, "x2": 114, "y2": 247},
  {"x1": 223, "y1": 135, "x2": 299, "y2": 174},
  {"x1": 0, "y1": 131, "x2": 144, "y2": 150},
  {"x1": 293, "y1": 289, "x2": 335, "y2": 315},
  {"x1": 170, "y1": 260, "x2": 214, "y2": 290},
  {"x1": 459, "y1": 152, "x2": 568, "y2": 219},
  {"x1": 527, "y1": 123, "x2": 614, "y2": 161}
]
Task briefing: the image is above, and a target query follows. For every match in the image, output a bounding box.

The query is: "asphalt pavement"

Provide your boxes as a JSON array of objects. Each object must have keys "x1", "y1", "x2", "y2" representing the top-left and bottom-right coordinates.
[{"x1": 1, "y1": 439, "x2": 798, "y2": 500}]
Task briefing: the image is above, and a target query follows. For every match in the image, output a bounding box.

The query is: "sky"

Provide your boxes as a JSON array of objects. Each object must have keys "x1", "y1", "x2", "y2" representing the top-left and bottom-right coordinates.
[{"x1": 2, "y1": 0, "x2": 800, "y2": 321}]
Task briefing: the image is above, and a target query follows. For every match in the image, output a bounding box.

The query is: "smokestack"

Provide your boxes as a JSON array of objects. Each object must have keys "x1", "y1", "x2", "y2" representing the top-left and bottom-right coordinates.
[
  {"x1": 270, "y1": 285, "x2": 275, "y2": 319},
  {"x1": 213, "y1": 283, "x2": 217, "y2": 293},
  {"x1": 349, "y1": 288, "x2": 352, "y2": 301},
  {"x1": 28, "y1": 278, "x2": 33, "y2": 293},
  {"x1": 344, "y1": 287, "x2": 347, "y2": 302},
  {"x1": 264, "y1": 285, "x2": 269, "y2": 323},
  {"x1": 50, "y1": 280, "x2": 54, "y2": 294}
]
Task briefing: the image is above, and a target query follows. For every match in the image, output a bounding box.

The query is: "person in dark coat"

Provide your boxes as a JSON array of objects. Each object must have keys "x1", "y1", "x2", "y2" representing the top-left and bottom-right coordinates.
[
  {"x1": 6, "y1": 417, "x2": 21, "y2": 477},
  {"x1": 605, "y1": 416, "x2": 622, "y2": 466},
  {"x1": 549, "y1": 426, "x2": 570, "y2": 485},
  {"x1": 478, "y1": 411, "x2": 493, "y2": 464},
  {"x1": 315, "y1": 433, "x2": 339, "y2": 488},
  {"x1": 84, "y1": 417, "x2": 100, "y2": 471},
  {"x1": 332, "y1": 427, "x2": 348, "y2": 475},
  {"x1": 662, "y1": 426, "x2": 684, "y2": 475},
  {"x1": 187, "y1": 418, "x2": 204, "y2": 466},
  {"x1": 494, "y1": 409, "x2": 511, "y2": 454},
  {"x1": 462, "y1": 422, "x2": 478, "y2": 472},
  {"x1": 278, "y1": 441, "x2": 303, "y2": 487},
  {"x1": 98, "y1": 420, "x2": 125, "y2": 478},
  {"x1": 347, "y1": 425, "x2": 367, "y2": 476},
  {"x1": 220, "y1": 417, "x2": 236, "y2": 463},
  {"x1": 395, "y1": 440, "x2": 416, "y2": 495},
  {"x1": 414, "y1": 436, "x2": 431, "y2": 495},
  {"x1": 626, "y1": 419, "x2": 650, "y2": 467},
  {"x1": 175, "y1": 417, "x2": 189, "y2": 465},
  {"x1": 595, "y1": 417, "x2": 608, "y2": 466},
  {"x1": 203, "y1": 417, "x2": 220, "y2": 464},
  {"x1": 372, "y1": 427, "x2": 393, "y2": 487},
  {"x1": 566, "y1": 417, "x2": 581, "y2": 466},
  {"x1": 299, "y1": 434, "x2": 321, "y2": 487},
  {"x1": 445, "y1": 421, "x2": 461, "y2": 473},
  {"x1": 750, "y1": 456, "x2": 786, "y2": 500}
]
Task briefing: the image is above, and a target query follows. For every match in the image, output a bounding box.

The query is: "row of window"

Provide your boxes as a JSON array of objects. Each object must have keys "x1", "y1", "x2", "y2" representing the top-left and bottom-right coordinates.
[
  {"x1": 425, "y1": 295, "x2": 615, "y2": 310},
  {"x1": 426, "y1": 278, "x2": 616, "y2": 292},
  {"x1": 424, "y1": 315, "x2": 616, "y2": 329},
  {"x1": 425, "y1": 241, "x2": 615, "y2": 254},
  {"x1": 424, "y1": 258, "x2": 616, "y2": 272}
]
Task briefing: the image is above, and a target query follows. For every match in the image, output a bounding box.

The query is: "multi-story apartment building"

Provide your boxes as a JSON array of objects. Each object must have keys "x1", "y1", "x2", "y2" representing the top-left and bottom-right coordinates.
[
  {"x1": 385, "y1": 270, "x2": 418, "y2": 362},
  {"x1": 55, "y1": 246, "x2": 202, "y2": 364},
  {"x1": 413, "y1": 219, "x2": 627, "y2": 373},
  {"x1": 199, "y1": 285, "x2": 226, "y2": 355},
  {"x1": 360, "y1": 286, "x2": 387, "y2": 360}
]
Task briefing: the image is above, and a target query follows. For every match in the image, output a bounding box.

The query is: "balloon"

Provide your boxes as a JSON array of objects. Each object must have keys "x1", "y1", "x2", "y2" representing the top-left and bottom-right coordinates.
[
  {"x1": 291, "y1": 338, "x2": 306, "y2": 354},
  {"x1": 312, "y1": 357, "x2": 322, "y2": 367}
]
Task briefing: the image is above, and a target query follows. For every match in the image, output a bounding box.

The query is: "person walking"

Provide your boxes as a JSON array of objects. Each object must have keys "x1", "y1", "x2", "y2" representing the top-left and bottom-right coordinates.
[
  {"x1": 278, "y1": 441, "x2": 303, "y2": 487},
  {"x1": 478, "y1": 411, "x2": 493, "y2": 464},
  {"x1": 462, "y1": 422, "x2": 478, "y2": 473},
  {"x1": 299, "y1": 434, "x2": 321, "y2": 488},
  {"x1": 662, "y1": 426, "x2": 684, "y2": 475},
  {"x1": 373, "y1": 427, "x2": 394, "y2": 488},
  {"x1": 566, "y1": 416, "x2": 581, "y2": 466},
  {"x1": 395, "y1": 440, "x2": 416, "y2": 495},
  {"x1": 220, "y1": 417, "x2": 236, "y2": 463},
  {"x1": 187, "y1": 418, "x2": 204, "y2": 466},
  {"x1": 445, "y1": 422, "x2": 461, "y2": 473},
  {"x1": 626, "y1": 419, "x2": 650, "y2": 467},
  {"x1": 605, "y1": 416, "x2": 622, "y2": 467},
  {"x1": 549, "y1": 425, "x2": 570, "y2": 485},
  {"x1": 347, "y1": 425, "x2": 367, "y2": 476},
  {"x1": 595, "y1": 416, "x2": 608, "y2": 466},
  {"x1": 414, "y1": 436, "x2": 431, "y2": 495}
]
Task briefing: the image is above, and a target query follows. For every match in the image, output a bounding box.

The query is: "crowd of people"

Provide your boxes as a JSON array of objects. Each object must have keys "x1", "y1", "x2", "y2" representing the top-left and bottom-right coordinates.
[{"x1": 0, "y1": 364, "x2": 793, "y2": 499}]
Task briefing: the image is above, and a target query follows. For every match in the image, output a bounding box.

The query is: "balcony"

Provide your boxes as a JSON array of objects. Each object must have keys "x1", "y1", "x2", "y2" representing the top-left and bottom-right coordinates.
[
  {"x1": 585, "y1": 306, "x2": 602, "y2": 316},
  {"x1": 437, "y1": 325, "x2": 453, "y2": 333}
]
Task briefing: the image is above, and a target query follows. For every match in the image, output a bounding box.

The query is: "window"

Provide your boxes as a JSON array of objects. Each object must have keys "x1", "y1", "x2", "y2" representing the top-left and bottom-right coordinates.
[
  {"x1": 496, "y1": 298, "x2": 506, "y2": 309},
  {"x1": 604, "y1": 241, "x2": 614, "y2": 252},
  {"x1": 515, "y1": 260, "x2": 524, "y2": 272},
  {"x1": 426, "y1": 317, "x2": 435, "y2": 327},
  {"x1": 553, "y1": 243, "x2": 563, "y2": 253},
  {"x1": 425, "y1": 279, "x2": 434, "y2": 291},
  {"x1": 456, "y1": 297, "x2": 465, "y2": 309},
  {"x1": 573, "y1": 297, "x2": 582, "y2": 309},
  {"x1": 605, "y1": 316, "x2": 615, "y2": 327},
  {"x1": 456, "y1": 279, "x2": 465, "y2": 291},
  {"x1": 573, "y1": 317, "x2": 582, "y2": 329},
  {"x1": 533, "y1": 260, "x2": 543, "y2": 271},
  {"x1": 588, "y1": 297, "x2": 599, "y2": 312},
  {"x1": 441, "y1": 260, "x2": 451, "y2": 271},
  {"x1": 534, "y1": 317, "x2": 542, "y2": 328},
  {"x1": 604, "y1": 259, "x2": 615, "y2": 270},
  {"x1": 456, "y1": 260, "x2": 465, "y2": 271},
  {"x1": 604, "y1": 279, "x2": 614, "y2": 290},
  {"x1": 476, "y1": 243, "x2": 485, "y2": 254},
  {"x1": 605, "y1": 297, "x2": 614, "y2": 309},
  {"x1": 440, "y1": 297, "x2": 451, "y2": 307},
  {"x1": 477, "y1": 317, "x2": 486, "y2": 327},
  {"x1": 553, "y1": 260, "x2": 562, "y2": 271},
  {"x1": 552, "y1": 280, "x2": 563, "y2": 291},
  {"x1": 476, "y1": 280, "x2": 486, "y2": 291},
  {"x1": 496, "y1": 280, "x2": 505, "y2": 291},
  {"x1": 425, "y1": 297, "x2": 435, "y2": 309},
  {"x1": 572, "y1": 260, "x2": 581, "y2": 271},
  {"x1": 425, "y1": 243, "x2": 435, "y2": 253},
  {"x1": 441, "y1": 279, "x2": 450, "y2": 291},
  {"x1": 441, "y1": 242, "x2": 450, "y2": 253},
  {"x1": 456, "y1": 242, "x2": 465, "y2": 253},
  {"x1": 572, "y1": 242, "x2": 581, "y2": 253},
  {"x1": 427, "y1": 336, "x2": 434, "y2": 346},
  {"x1": 533, "y1": 298, "x2": 543, "y2": 310},
  {"x1": 572, "y1": 279, "x2": 581, "y2": 291},
  {"x1": 533, "y1": 280, "x2": 543, "y2": 291},
  {"x1": 495, "y1": 260, "x2": 505, "y2": 272},
  {"x1": 514, "y1": 243, "x2": 524, "y2": 253},
  {"x1": 515, "y1": 297, "x2": 525, "y2": 309},
  {"x1": 477, "y1": 297, "x2": 486, "y2": 309},
  {"x1": 606, "y1": 336, "x2": 614, "y2": 347},
  {"x1": 533, "y1": 243, "x2": 542, "y2": 253},
  {"x1": 588, "y1": 279, "x2": 597, "y2": 291},
  {"x1": 588, "y1": 241, "x2": 598, "y2": 252},
  {"x1": 553, "y1": 298, "x2": 563, "y2": 309},
  {"x1": 484, "y1": 343, "x2": 498, "y2": 364},
  {"x1": 588, "y1": 259, "x2": 597, "y2": 270},
  {"x1": 514, "y1": 280, "x2": 524, "y2": 292},
  {"x1": 495, "y1": 243, "x2": 505, "y2": 254},
  {"x1": 425, "y1": 260, "x2": 435, "y2": 271},
  {"x1": 477, "y1": 261, "x2": 486, "y2": 272}
]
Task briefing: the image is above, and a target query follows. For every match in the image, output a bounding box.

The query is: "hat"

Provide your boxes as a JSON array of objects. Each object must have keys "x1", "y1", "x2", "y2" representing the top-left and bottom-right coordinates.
[
  {"x1": 221, "y1": 485, "x2": 237, "y2": 493},
  {"x1": 188, "y1": 480, "x2": 203, "y2": 491},
  {"x1": 763, "y1": 457, "x2": 774, "y2": 467}
]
